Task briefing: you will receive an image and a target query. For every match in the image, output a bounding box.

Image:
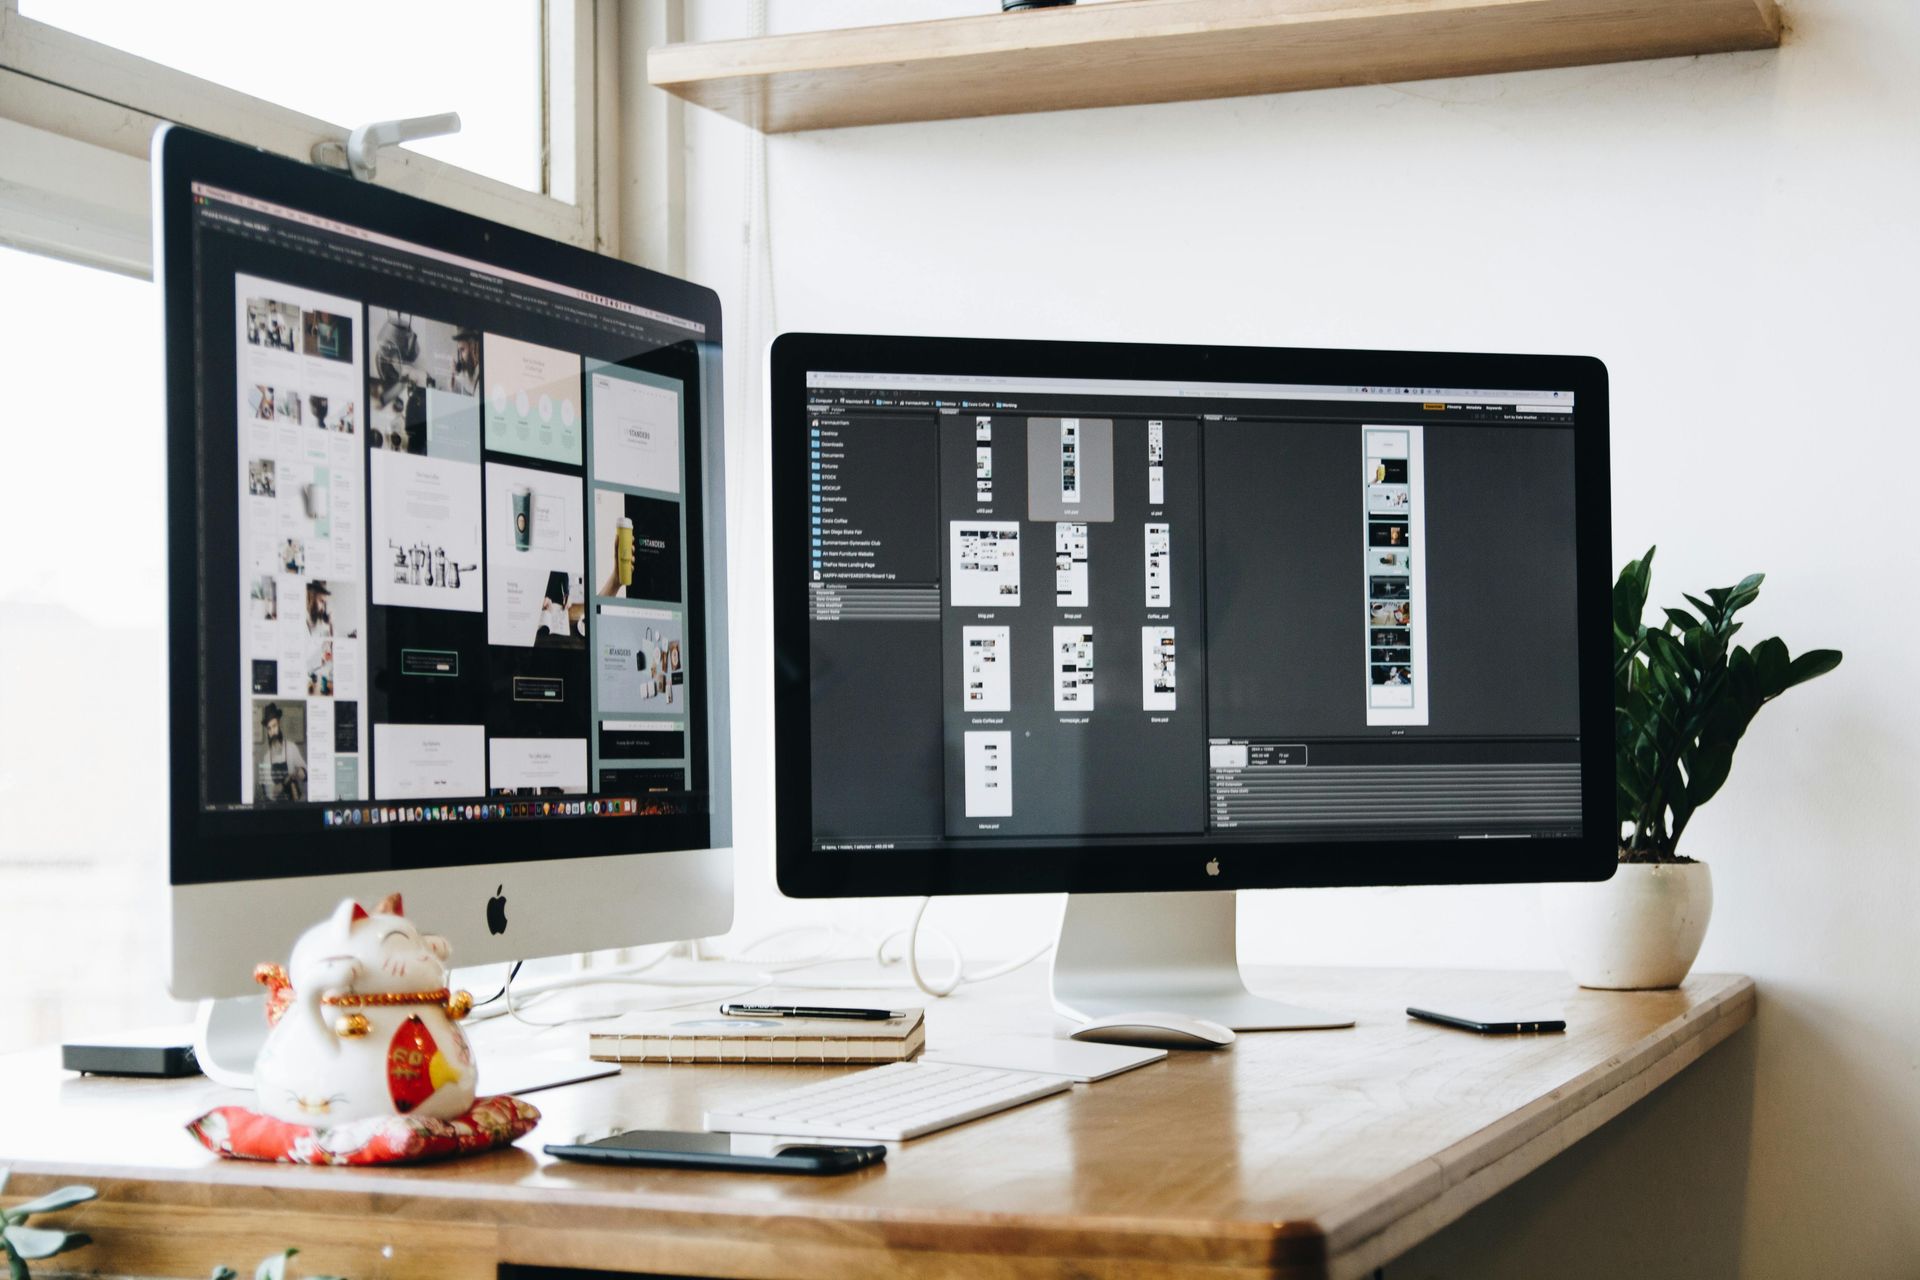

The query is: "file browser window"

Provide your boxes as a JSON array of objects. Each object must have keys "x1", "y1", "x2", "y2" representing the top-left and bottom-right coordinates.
[{"x1": 801, "y1": 373, "x2": 1582, "y2": 851}]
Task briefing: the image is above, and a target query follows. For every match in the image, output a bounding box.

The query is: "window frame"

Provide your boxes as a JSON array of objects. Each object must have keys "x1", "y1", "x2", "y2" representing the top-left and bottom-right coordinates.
[{"x1": 0, "y1": 0, "x2": 605, "y2": 272}]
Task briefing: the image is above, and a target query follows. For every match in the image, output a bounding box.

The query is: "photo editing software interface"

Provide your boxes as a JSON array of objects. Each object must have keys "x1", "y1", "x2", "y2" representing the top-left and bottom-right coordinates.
[
  {"x1": 191, "y1": 183, "x2": 704, "y2": 831},
  {"x1": 804, "y1": 372, "x2": 1583, "y2": 851}
]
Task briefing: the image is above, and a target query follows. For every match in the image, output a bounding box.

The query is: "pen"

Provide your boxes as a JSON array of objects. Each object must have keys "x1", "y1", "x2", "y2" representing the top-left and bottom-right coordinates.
[{"x1": 720, "y1": 1003, "x2": 904, "y2": 1021}]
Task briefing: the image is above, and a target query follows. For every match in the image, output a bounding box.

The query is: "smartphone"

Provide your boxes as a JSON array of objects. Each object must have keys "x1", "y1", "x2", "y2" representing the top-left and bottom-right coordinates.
[
  {"x1": 543, "y1": 1129, "x2": 886, "y2": 1175},
  {"x1": 1407, "y1": 1006, "x2": 1567, "y2": 1035}
]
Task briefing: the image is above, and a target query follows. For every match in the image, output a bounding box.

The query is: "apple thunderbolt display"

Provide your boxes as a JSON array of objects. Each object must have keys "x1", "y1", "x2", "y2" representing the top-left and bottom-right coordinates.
[
  {"x1": 771, "y1": 335, "x2": 1615, "y2": 1028},
  {"x1": 158, "y1": 127, "x2": 731, "y2": 1078}
]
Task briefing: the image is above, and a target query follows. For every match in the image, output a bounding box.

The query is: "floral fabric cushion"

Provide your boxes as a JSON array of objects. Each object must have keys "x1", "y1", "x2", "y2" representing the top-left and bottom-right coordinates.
[{"x1": 186, "y1": 1094, "x2": 539, "y2": 1166}]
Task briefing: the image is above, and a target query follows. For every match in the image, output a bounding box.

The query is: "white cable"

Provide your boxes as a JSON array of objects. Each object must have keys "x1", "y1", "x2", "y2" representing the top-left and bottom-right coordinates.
[
  {"x1": 772, "y1": 899, "x2": 1055, "y2": 997},
  {"x1": 478, "y1": 897, "x2": 1055, "y2": 1019},
  {"x1": 499, "y1": 965, "x2": 773, "y2": 1030},
  {"x1": 717, "y1": 921, "x2": 854, "y2": 969},
  {"x1": 901, "y1": 897, "x2": 962, "y2": 996}
]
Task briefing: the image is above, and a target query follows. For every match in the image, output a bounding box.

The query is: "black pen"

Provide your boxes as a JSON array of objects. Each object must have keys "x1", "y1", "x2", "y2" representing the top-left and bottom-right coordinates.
[{"x1": 720, "y1": 1003, "x2": 904, "y2": 1021}]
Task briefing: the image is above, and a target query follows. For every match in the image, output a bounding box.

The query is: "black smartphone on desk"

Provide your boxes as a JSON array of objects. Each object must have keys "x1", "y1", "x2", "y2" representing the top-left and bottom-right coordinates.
[
  {"x1": 544, "y1": 1129, "x2": 886, "y2": 1175},
  {"x1": 1407, "y1": 1007, "x2": 1567, "y2": 1035}
]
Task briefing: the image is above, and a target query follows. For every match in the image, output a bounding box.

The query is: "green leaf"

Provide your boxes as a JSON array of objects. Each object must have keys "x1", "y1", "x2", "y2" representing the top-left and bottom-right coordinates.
[
  {"x1": 1682, "y1": 593, "x2": 1718, "y2": 624},
  {"x1": 1723, "y1": 572, "x2": 1765, "y2": 614},
  {"x1": 213, "y1": 1268, "x2": 240, "y2": 1280},
  {"x1": 3, "y1": 1223, "x2": 90, "y2": 1259},
  {"x1": 1787, "y1": 649, "x2": 1843, "y2": 685},
  {"x1": 1753, "y1": 636, "x2": 1790, "y2": 698},
  {"x1": 9, "y1": 1247, "x2": 27, "y2": 1280},
  {"x1": 4, "y1": 1186, "x2": 96, "y2": 1218},
  {"x1": 1685, "y1": 742, "x2": 1736, "y2": 808},
  {"x1": 1662, "y1": 607, "x2": 1699, "y2": 632}
]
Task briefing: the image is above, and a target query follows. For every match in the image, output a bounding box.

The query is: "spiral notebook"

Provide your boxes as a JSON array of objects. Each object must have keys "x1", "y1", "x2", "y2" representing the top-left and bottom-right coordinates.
[{"x1": 587, "y1": 1009, "x2": 926, "y2": 1065}]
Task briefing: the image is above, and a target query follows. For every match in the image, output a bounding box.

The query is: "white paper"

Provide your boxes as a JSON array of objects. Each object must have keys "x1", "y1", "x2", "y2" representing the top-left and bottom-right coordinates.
[
  {"x1": 1060, "y1": 418, "x2": 1081, "y2": 503},
  {"x1": 1144, "y1": 522, "x2": 1171, "y2": 608},
  {"x1": 1054, "y1": 626, "x2": 1095, "y2": 712},
  {"x1": 1147, "y1": 419, "x2": 1165, "y2": 505},
  {"x1": 1364, "y1": 426, "x2": 1429, "y2": 725},
  {"x1": 949, "y1": 521, "x2": 1022, "y2": 607},
  {"x1": 1142, "y1": 626, "x2": 1176, "y2": 711},
  {"x1": 963, "y1": 730, "x2": 1013, "y2": 817},
  {"x1": 232, "y1": 274, "x2": 367, "y2": 805},
  {"x1": 590, "y1": 367, "x2": 681, "y2": 494},
  {"x1": 963, "y1": 625, "x2": 1011, "y2": 712},
  {"x1": 487, "y1": 737, "x2": 589, "y2": 795},
  {"x1": 373, "y1": 723, "x2": 485, "y2": 798},
  {"x1": 370, "y1": 450, "x2": 483, "y2": 612},
  {"x1": 1055, "y1": 522, "x2": 1088, "y2": 607}
]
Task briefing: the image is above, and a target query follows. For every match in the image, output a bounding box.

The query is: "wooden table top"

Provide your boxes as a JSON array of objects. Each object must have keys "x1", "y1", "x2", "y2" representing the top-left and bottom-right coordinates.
[{"x1": 0, "y1": 965, "x2": 1752, "y2": 1280}]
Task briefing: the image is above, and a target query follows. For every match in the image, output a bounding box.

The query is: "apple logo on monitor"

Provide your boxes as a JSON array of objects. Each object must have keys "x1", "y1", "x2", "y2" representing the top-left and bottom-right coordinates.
[
  {"x1": 1204, "y1": 857, "x2": 1221, "y2": 877},
  {"x1": 487, "y1": 884, "x2": 509, "y2": 934}
]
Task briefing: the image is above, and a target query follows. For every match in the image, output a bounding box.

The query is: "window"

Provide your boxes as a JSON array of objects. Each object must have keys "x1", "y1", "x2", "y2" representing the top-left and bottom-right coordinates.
[
  {"x1": 0, "y1": 0, "x2": 596, "y2": 250},
  {"x1": 17, "y1": 0, "x2": 548, "y2": 196},
  {"x1": 0, "y1": 244, "x2": 191, "y2": 1049}
]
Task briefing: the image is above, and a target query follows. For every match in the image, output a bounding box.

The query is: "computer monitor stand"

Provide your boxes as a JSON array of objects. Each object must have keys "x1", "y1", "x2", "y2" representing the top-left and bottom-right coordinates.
[
  {"x1": 194, "y1": 995, "x2": 271, "y2": 1088},
  {"x1": 194, "y1": 993, "x2": 616, "y2": 1095},
  {"x1": 1049, "y1": 891, "x2": 1355, "y2": 1031}
]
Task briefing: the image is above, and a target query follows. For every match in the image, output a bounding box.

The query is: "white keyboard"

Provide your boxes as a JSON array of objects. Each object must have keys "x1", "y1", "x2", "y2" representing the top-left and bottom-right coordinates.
[{"x1": 704, "y1": 1061, "x2": 1072, "y2": 1141}]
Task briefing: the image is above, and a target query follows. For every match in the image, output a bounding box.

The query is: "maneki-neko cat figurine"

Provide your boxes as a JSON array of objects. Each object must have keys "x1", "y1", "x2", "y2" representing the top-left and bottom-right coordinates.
[{"x1": 252, "y1": 894, "x2": 477, "y2": 1126}]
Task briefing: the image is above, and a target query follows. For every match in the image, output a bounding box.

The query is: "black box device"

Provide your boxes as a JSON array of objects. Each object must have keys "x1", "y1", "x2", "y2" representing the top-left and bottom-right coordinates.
[{"x1": 63, "y1": 1031, "x2": 201, "y2": 1078}]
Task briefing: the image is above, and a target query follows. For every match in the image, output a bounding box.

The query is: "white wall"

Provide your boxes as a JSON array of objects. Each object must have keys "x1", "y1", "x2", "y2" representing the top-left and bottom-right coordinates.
[{"x1": 680, "y1": 2, "x2": 1918, "y2": 1275}]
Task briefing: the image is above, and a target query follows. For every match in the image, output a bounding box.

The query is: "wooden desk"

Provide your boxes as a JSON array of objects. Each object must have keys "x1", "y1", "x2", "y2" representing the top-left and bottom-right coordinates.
[{"x1": 0, "y1": 966, "x2": 1752, "y2": 1280}]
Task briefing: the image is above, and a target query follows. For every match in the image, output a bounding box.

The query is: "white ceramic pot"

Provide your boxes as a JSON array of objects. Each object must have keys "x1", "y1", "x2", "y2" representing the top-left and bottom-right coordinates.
[{"x1": 1539, "y1": 859, "x2": 1713, "y2": 990}]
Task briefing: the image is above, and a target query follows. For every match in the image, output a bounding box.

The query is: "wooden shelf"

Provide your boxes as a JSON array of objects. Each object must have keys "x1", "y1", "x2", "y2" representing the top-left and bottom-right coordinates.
[{"x1": 649, "y1": 0, "x2": 1782, "y2": 134}]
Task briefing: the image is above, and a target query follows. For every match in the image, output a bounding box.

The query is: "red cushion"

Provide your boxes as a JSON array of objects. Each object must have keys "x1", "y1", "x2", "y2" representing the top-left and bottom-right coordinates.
[{"x1": 186, "y1": 1094, "x2": 540, "y2": 1166}]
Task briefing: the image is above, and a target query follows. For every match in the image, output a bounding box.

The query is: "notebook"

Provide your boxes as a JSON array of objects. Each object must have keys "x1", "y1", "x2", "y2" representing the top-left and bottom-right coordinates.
[{"x1": 587, "y1": 1009, "x2": 926, "y2": 1065}]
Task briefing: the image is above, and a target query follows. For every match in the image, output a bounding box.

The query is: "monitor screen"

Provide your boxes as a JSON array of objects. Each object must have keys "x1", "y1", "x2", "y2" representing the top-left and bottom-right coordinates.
[
  {"x1": 165, "y1": 136, "x2": 718, "y2": 886},
  {"x1": 775, "y1": 345, "x2": 1607, "y2": 894}
]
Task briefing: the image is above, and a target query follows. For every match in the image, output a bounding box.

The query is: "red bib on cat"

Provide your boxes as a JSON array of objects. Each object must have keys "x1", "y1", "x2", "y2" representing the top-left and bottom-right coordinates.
[{"x1": 387, "y1": 1015, "x2": 442, "y2": 1114}]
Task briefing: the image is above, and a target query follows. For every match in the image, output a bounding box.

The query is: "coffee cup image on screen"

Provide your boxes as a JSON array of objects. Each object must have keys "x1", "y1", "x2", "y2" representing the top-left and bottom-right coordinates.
[
  {"x1": 251, "y1": 697, "x2": 307, "y2": 804},
  {"x1": 596, "y1": 604, "x2": 686, "y2": 712},
  {"x1": 484, "y1": 333, "x2": 583, "y2": 465},
  {"x1": 594, "y1": 487, "x2": 682, "y2": 602},
  {"x1": 485, "y1": 462, "x2": 585, "y2": 648},
  {"x1": 512, "y1": 487, "x2": 533, "y2": 550}
]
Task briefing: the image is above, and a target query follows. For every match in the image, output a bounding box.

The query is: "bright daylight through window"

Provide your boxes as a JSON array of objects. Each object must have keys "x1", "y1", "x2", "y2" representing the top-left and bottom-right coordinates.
[
  {"x1": 0, "y1": 245, "x2": 188, "y2": 1049},
  {"x1": 16, "y1": 0, "x2": 548, "y2": 196}
]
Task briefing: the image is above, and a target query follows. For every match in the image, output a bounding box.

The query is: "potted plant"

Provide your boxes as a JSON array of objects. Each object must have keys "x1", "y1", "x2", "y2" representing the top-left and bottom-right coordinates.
[{"x1": 1541, "y1": 547, "x2": 1842, "y2": 988}]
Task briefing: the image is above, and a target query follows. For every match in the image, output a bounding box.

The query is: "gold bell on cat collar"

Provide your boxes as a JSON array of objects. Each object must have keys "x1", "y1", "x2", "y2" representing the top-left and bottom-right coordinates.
[{"x1": 334, "y1": 1012, "x2": 371, "y2": 1038}]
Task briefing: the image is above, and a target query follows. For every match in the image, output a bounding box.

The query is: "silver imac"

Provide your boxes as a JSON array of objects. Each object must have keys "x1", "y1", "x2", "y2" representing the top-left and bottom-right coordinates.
[{"x1": 156, "y1": 126, "x2": 731, "y2": 1081}]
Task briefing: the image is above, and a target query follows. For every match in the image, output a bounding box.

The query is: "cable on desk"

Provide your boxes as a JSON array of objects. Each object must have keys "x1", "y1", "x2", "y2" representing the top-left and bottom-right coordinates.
[
  {"x1": 470, "y1": 901, "x2": 1054, "y2": 1022},
  {"x1": 775, "y1": 898, "x2": 1055, "y2": 998}
]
